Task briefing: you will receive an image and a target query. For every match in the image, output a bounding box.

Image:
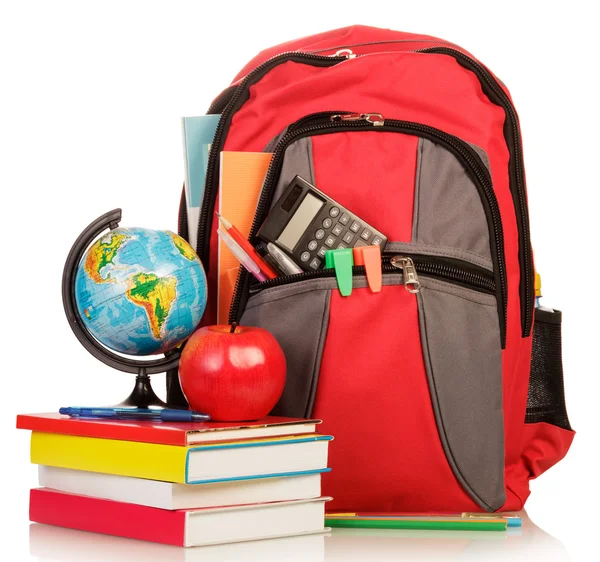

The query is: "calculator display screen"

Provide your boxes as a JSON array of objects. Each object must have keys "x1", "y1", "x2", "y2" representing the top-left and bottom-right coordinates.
[{"x1": 277, "y1": 193, "x2": 324, "y2": 251}]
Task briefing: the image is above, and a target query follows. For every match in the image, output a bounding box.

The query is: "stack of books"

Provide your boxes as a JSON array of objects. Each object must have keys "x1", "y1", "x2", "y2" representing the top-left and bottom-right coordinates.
[{"x1": 17, "y1": 413, "x2": 333, "y2": 547}]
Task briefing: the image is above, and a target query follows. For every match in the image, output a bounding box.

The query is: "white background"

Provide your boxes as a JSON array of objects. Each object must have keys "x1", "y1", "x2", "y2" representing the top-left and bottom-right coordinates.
[{"x1": 1, "y1": 1, "x2": 598, "y2": 560}]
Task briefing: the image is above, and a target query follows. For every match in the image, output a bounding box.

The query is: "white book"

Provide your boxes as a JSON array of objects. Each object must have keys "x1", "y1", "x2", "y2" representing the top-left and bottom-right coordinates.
[
  {"x1": 183, "y1": 497, "x2": 329, "y2": 547},
  {"x1": 39, "y1": 465, "x2": 322, "y2": 510}
]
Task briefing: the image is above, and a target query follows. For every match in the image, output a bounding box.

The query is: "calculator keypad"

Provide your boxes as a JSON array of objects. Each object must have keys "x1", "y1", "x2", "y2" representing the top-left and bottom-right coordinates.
[
  {"x1": 309, "y1": 257, "x2": 321, "y2": 270},
  {"x1": 294, "y1": 203, "x2": 386, "y2": 271}
]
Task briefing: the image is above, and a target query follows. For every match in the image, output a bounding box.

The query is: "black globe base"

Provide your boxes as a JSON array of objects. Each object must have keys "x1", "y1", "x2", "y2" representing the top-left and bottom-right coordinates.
[{"x1": 118, "y1": 369, "x2": 168, "y2": 409}]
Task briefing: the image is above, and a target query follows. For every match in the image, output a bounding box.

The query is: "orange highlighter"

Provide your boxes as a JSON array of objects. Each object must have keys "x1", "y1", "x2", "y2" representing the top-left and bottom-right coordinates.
[
  {"x1": 216, "y1": 213, "x2": 277, "y2": 279},
  {"x1": 353, "y1": 245, "x2": 382, "y2": 292}
]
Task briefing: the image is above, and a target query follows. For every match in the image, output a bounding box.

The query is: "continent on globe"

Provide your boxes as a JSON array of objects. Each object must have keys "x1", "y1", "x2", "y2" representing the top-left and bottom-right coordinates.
[
  {"x1": 127, "y1": 273, "x2": 177, "y2": 340},
  {"x1": 84, "y1": 232, "x2": 131, "y2": 284},
  {"x1": 75, "y1": 226, "x2": 207, "y2": 356},
  {"x1": 169, "y1": 232, "x2": 198, "y2": 261}
]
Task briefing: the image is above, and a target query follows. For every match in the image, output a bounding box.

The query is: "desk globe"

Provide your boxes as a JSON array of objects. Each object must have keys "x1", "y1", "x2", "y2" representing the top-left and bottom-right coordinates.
[{"x1": 62, "y1": 209, "x2": 207, "y2": 407}]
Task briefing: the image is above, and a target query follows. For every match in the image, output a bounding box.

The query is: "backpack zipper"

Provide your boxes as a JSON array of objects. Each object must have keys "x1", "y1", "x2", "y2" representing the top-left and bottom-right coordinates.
[
  {"x1": 193, "y1": 46, "x2": 532, "y2": 338},
  {"x1": 417, "y1": 46, "x2": 534, "y2": 338},
  {"x1": 248, "y1": 254, "x2": 495, "y2": 296},
  {"x1": 194, "y1": 52, "x2": 348, "y2": 264},
  {"x1": 229, "y1": 113, "x2": 507, "y2": 346}
]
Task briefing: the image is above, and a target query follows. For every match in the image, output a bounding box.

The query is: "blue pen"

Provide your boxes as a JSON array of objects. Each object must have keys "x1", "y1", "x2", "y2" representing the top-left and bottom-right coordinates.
[{"x1": 59, "y1": 407, "x2": 210, "y2": 422}]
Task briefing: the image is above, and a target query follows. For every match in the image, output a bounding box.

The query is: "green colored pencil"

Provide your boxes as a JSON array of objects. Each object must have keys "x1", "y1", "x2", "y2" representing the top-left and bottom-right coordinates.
[{"x1": 325, "y1": 518, "x2": 507, "y2": 531}]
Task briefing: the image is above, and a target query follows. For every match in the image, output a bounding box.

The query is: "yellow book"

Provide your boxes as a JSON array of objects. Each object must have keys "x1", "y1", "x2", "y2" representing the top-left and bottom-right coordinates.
[{"x1": 30, "y1": 432, "x2": 331, "y2": 484}]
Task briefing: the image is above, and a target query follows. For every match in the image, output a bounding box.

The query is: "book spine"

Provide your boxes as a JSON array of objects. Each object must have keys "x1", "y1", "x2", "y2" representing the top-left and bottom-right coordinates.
[
  {"x1": 29, "y1": 489, "x2": 186, "y2": 546},
  {"x1": 17, "y1": 414, "x2": 188, "y2": 445},
  {"x1": 30, "y1": 432, "x2": 187, "y2": 482}
]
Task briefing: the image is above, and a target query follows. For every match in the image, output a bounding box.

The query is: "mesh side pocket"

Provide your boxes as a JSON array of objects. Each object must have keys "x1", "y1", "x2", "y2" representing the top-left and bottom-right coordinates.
[{"x1": 526, "y1": 308, "x2": 571, "y2": 430}]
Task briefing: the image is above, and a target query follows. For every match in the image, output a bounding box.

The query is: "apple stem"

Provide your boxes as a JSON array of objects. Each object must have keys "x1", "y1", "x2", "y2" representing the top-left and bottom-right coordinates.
[{"x1": 230, "y1": 322, "x2": 238, "y2": 334}]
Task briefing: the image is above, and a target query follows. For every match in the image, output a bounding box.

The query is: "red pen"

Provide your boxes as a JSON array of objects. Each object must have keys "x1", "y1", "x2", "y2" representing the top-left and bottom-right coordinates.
[{"x1": 216, "y1": 213, "x2": 277, "y2": 279}]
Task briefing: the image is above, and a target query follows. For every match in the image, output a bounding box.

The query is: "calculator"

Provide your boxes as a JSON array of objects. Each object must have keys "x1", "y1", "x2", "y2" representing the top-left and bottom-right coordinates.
[{"x1": 257, "y1": 175, "x2": 387, "y2": 272}]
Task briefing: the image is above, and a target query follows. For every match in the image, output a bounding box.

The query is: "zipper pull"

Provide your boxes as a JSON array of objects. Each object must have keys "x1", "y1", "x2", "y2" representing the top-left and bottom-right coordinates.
[
  {"x1": 330, "y1": 113, "x2": 385, "y2": 126},
  {"x1": 390, "y1": 256, "x2": 421, "y2": 293},
  {"x1": 334, "y1": 49, "x2": 357, "y2": 59}
]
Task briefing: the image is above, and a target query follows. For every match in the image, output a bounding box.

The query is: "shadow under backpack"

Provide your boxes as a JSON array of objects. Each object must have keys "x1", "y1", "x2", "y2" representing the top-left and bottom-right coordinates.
[{"x1": 167, "y1": 26, "x2": 574, "y2": 513}]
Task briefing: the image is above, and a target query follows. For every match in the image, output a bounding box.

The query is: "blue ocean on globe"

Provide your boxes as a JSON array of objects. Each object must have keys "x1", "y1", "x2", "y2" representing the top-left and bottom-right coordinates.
[{"x1": 74, "y1": 227, "x2": 207, "y2": 356}]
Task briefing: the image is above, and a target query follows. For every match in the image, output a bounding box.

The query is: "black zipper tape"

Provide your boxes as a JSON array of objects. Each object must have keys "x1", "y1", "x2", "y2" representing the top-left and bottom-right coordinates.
[
  {"x1": 195, "y1": 53, "x2": 347, "y2": 265},
  {"x1": 249, "y1": 255, "x2": 495, "y2": 296},
  {"x1": 418, "y1": 47, "x2": 534, "y2": 337},
  {"x1": 228, "y1": 115, "x2": 508, "y2": 347},
  {"x1": 208, "y1": 85, "x2": 237, "y2": 115},
  {"x1": 177, "y1": 187, "x2": 189, "y2": 242}
]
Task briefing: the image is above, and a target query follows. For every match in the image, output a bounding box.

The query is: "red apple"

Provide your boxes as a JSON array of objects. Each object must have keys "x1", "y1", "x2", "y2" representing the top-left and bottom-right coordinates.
[{"x1": 179, "y1": 323, "x2": 286, "y2": 422}]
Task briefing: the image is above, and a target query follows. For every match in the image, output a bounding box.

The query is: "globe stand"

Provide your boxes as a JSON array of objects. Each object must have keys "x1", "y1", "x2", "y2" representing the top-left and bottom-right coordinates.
[
  {"x1": 62, "y1": 209, "x2": 180, "y2": 409},
  {"x1": 118, "y1": 368, "x2": 167, "y2": 408}
]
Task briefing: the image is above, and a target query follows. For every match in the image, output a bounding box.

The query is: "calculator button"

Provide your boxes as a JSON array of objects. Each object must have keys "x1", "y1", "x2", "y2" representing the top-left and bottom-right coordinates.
[
  {"x1": 343, "y1": 231, "x2": 354, "y2": 244},
  {"x1": 322, "y1": 218, "x2": 333, "y2": 229},
  {"x1": 350, "y1": 221, "x2": 361, "y2": 233},
  {"x1": 317, "y1": 246, "x2": 327, "y2": 258},
  {"x1": 339, "y1": 213, "x2": 351, "y2": 225},
  {"x1": 308, "y1": 240, "x2": 318, "y2": 251},
  {"x1": 301, "y1": 251, "x2": 311, "y2": 262},
  {"x1": 315, "y1": 229, "x2": 325, "y2": 240},
  {"x1": 372, "y1": 236, "x2": 383, "y2": 246},
  {"x1": 337, "y1": 243, "x2": 347, "y2": 249},
  {"x1": 360, "y1": 228, "x2": 372, "y2": 241},
  {"x1": 332, "y1": 224, "x2": 343, "y2": 236},
  {"x1": 309, "y1": 257, "x2": 321, "y2": 270},
  {"x1": 325, "y1": 235, "x2": 336, "y2": 247},
  {"x1": 329, "y1": 207, "x2": 340, "y2": 218},
  {"x1": 354, "y1": 239, "x2": 367, "y2": 248}
]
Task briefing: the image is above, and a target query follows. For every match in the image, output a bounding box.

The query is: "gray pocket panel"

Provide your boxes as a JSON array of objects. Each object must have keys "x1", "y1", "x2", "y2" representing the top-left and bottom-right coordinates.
[
  {"x1": 240, "y1": 278, "x2": 331, "y2": 418},
  {"x1": 269, "y1": 137, "x2": 315, "y2": 210},
  {"x1": 413, "y1": 138, "x2": 492, "y2": 263},
  {"x1": 417, "y1": 278, "x2": 505, "y2": 511}
]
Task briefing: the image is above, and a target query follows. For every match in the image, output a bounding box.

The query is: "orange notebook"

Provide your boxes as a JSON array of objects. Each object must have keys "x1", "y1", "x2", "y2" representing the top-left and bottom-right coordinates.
[{"x1": 217, "y1": 151, "x2": 273, "y2": 324}]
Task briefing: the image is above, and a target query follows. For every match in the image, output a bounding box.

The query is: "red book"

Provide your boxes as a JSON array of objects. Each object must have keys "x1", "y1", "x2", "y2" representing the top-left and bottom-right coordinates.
[
  {"x1": 30, "y1": 488, "x2": 329, "y2": 547},
  {"x1": 16, "y1": 413, "x2": 320, "y2": 446}
]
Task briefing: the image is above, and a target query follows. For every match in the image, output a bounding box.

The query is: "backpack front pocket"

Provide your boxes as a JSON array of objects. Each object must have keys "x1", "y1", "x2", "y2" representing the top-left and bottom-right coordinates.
[
  {"x1": 230, "y1": 112, "x2": 508, "y2": 347},
  {"x1": 234, "y1": 111, "x2": 508, "y2": 513},
  {"x1": 240, "y1": 264, "x2": 504, "y2": 513}
]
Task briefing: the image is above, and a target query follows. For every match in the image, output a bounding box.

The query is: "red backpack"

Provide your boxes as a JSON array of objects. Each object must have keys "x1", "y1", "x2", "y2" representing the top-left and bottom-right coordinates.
[{"x1": 171, "y1": 25, "x2": 574, "y2": 513}]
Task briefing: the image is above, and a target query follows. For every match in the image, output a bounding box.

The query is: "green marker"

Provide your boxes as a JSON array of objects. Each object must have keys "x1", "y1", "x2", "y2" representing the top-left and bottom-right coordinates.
[
  {"x1": 324, "y1": 518, "x2": 507, "y2": 531},
  {"x1": 325, "y1": 248, "x2": 354, "y2": 296}
]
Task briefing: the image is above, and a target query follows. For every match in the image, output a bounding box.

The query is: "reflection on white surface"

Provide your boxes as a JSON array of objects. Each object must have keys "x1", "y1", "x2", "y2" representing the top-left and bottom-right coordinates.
[
  {"x1": 29, "y1": 525, "x2": 327, "y2": 562},
  {"x1": 29, "y1": 511, "x2": 570, "y2": 562}
]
